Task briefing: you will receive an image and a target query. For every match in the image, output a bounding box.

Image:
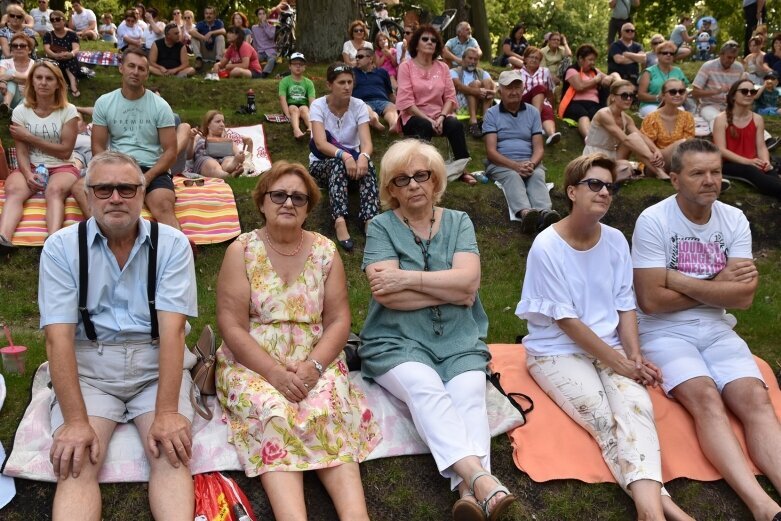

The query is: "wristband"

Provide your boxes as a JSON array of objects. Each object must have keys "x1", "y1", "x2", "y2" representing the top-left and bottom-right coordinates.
[
  {"x1": 360, "y1": 152, "x2": 371, "y2": 161},
  {"x1": 335, "y1": 149, "x2": 344, "y2": 160}
]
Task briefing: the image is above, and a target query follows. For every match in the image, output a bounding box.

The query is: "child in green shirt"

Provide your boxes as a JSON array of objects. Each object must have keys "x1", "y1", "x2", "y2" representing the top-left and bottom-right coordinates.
[{"x1": 278, "y1": 52, "x2": 316, "y2": 139}]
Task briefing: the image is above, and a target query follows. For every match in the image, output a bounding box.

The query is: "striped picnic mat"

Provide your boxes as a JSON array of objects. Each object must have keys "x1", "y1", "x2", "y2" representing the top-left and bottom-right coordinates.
[{"x1": 0, "y1": 176, "x2": 240, "y2": 246}]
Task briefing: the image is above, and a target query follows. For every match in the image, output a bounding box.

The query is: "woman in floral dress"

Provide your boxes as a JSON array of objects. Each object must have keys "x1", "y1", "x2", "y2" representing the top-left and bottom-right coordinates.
[{"x1": 215, "y1": 160, "x2": 381, "y2": 520}]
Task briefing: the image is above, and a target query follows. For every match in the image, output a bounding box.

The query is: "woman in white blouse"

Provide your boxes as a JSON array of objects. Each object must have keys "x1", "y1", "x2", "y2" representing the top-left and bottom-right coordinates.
[{"x1": 516, "y1": 153, "x2": 694, "y2": 521}]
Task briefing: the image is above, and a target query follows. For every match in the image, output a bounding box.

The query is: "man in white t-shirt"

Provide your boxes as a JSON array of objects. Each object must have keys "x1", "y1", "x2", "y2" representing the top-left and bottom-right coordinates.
[
  {"x1": 632, "y1": 139, "x2": 781, "y2": 521},
  {"x1": 69, "y1": 0, "x2": 98, "y2": 40},
  {"x1": 30, "y1": 0, "x2": 53, "y2": 37},
  {"x1": 450, "y1": 47, "x2": 494, "y2": 138}
]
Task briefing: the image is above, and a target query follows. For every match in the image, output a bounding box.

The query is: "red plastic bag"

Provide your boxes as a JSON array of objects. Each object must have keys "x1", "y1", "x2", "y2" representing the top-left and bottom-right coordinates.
[{"x1": 194, "y1": 472, "x2": 257, "y2": 521}]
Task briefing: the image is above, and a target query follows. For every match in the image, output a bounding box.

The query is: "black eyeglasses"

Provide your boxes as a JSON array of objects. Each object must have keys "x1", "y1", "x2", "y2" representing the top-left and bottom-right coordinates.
[
  {"x1": 665, "y1": 88, "x2": 687, "y2": 96},
  {"x1": 7, "y1": 13, "x2": 23, "y2": 20},
  {"x1": 10, "y1": 43, "x2": 27, "y2": 49},
  {"x1": 420, "y1": 36, "x2": 435, "y2": 43},
  {"x1": 577, "y1": 178, "x2": 619, "y2": 194},
  {"x1": 623, "y1": 28, "x2": 636, "y2": 33},
  {"x1": 356, "y1": 53, "x2": 371, "y2": 59},
  {"x1": 391, "y1": 170, "x2": 432, "y2": 187},
  {"x1": 617, "y1": 92, "x2": 636, "y2": 101},
  {"x1": 659, "y1": 51, "x2": 675, "y2": 56},
  {"x1": 265, "y1": 190, "x2": 309, "y2": 207},
  {"x1": 737, "y1": 88, "x2": 759, "y2": 96},
  {"x1": 89, "y1": 183, "x2": 143, "y2": 199},
  {"x1": 50, "y1": 16, "x2": 63, "y2": 22},
  {"x1": 183, "y1": 178, "x2": 204, "y2": 187}
]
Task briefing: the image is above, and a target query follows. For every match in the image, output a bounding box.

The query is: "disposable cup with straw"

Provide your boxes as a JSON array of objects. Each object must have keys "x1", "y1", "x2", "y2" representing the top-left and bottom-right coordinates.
[{"x1": 0, "y1": 323, "x2": 27, "y2": 375}]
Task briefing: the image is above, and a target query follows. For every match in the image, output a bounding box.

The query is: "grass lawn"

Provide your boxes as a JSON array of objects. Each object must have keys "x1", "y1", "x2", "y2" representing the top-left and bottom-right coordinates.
[{"x1": 0, "y1": 45, "x2": 780, "y2": 520}]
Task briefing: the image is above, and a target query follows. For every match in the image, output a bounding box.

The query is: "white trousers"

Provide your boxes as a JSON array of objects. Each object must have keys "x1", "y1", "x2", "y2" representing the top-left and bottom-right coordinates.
[{"x1": 375, "y1": 362, "x2": 489, "y2": 490}]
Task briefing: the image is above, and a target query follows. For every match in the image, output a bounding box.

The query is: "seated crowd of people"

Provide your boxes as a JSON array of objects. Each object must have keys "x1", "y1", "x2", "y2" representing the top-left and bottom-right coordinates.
[{"x1": 2, "y1": 4, "x2": 781, "y2": 521}]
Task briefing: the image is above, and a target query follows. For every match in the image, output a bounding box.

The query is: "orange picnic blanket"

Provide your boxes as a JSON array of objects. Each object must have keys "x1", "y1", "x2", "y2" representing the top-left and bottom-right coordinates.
[
  {"x1": 0, "y1": 177, "x2": 240, "y2": 246},
  {"x1": 488, "y1": 343, "x2": 781, "y2": 483}
]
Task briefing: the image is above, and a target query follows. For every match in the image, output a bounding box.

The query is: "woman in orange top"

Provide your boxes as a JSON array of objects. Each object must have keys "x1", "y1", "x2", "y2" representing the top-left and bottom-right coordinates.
[{"x1": 640, "y1": 78, "x2": 695, "y2": 172}]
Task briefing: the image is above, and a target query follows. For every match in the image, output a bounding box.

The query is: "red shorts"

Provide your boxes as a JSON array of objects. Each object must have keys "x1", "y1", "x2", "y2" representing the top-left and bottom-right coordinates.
[
  {"x1": 522, "y1": 84, "x2": 555, "y2": 122},
  {"x1": 16, "y1": 162, "x2": 80, "y2": 179}
]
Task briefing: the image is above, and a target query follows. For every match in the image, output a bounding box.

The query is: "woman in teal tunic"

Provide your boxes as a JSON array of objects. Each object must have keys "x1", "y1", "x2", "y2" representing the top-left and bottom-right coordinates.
[{"x1": 360, "y1": 139, "x2": 516, "y2": 521}]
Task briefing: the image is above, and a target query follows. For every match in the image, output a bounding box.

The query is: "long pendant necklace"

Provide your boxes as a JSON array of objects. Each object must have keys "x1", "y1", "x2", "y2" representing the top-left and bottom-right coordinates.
[
  {"x1": 265, "y1": 229, "x2": 304, "y2": 256},
  {"x1": 402, "y1": 207, "x2": 444, "y2": 336}
]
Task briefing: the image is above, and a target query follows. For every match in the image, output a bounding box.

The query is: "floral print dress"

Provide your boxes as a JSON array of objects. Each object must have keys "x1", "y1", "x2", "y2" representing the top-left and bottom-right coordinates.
[{"x1": 216, "y1": 231, "x2": 381, "y2": 477}]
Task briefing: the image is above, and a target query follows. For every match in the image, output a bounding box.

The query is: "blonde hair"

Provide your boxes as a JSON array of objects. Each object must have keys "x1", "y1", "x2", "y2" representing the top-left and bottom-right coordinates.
[
  {"x1": 24, "y1": 60, "x2": 69, "y2": 110},
  {"x1": 378, "y1": 139, "x2": 447, "y2": 210}
]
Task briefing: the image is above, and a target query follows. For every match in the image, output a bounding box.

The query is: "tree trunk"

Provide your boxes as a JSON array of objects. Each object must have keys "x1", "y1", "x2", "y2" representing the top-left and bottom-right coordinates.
[
  {"x1": 443, "y1": 0, "x2": 491, "y2": 61},
  {"x1": 297, "y1": 0, "x2": 359, "y2": 62}
]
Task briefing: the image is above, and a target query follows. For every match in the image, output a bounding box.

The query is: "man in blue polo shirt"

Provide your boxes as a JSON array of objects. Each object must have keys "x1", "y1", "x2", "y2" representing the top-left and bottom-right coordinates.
[
  {"x1": 353, "y1": 45, "x2": 398, "y2": 132},
  {"x1": 189, "y1": 5, "x2": 225, "y2": 70},
  {"x1": 442, "y1": 22, "x2": 479, "y2": 67},
  {"x1": 482, "y1": 70, "x2": 559, "y2": 234}
]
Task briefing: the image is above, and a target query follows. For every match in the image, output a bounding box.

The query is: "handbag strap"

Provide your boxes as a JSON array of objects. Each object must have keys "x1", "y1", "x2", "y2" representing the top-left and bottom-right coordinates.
[{"x1": 488, "y1": 372, "x2": 534, "y2": 421}]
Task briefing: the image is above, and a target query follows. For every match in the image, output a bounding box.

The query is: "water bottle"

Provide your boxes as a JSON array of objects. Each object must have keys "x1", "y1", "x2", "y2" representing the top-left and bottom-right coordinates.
[
  {"x1": 34, "y1": 164, "x2": 49, "y2": 191},
  {"x1": 472, "y1": 170, "x2": 489, "y2": 184},
  {"x1": 246, "y1": 89, "x2": 256, "y2": 114},
  {"x1": 231, "y1": 503, "x2": 251, "y2": 521}
]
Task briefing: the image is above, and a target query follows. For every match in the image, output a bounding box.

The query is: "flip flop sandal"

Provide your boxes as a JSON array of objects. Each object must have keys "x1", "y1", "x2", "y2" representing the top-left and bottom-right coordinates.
[
  {"x1": 70, "y1": 88, "x2": 81, "y2": 98},
  {"x1": 469, "y1": 471, "x2": 517, "y2": 521},
  {"x1": 460, "y1": 173, "x2": 477, "y2": 185},
  {"x1": 452, "y1": 492, "x2": 485, "y2": 521}
]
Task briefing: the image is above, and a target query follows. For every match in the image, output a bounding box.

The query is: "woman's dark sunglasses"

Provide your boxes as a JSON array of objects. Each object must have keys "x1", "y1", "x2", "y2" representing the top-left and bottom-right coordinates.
[
  {"x1": 737, "y1": 88, "x2": 759, "y2": 96},
  {"x1": 392, "y1": 170, "x2": 432, "y2": 187},
  {"x1": 577, "y1": 178, "x2": 619, "y2": 195},
  {"x1": 665, "y1": 88, "x2": 687, "y2": 96},
  {"x1": 353, "y1": 28, "x2": 364, "y2": 33},
  {"x1": 265, "y1": 190, "x2": 309, "y2": 207},
  {"x1": 617, "y1": 92, "x2": 636, "y2": 101},
  {"x1": 10, "y1": 43, "x2": 27, "y2": 49},
  {"x1": 89, "y1": 183, "x2": 142, "y2": 199},
  {"x1": 420, "y1": 36, "x2": 435, "y2": 43},
  {"x1": 658, "y1": 51, "x2": 675, "y2": 56},
  {"x1": 7, "y1": 13, "x2": 23, "y2": 20},
  {"x1": 50, "y1": 16, "x2": 63, "y2": 22}
]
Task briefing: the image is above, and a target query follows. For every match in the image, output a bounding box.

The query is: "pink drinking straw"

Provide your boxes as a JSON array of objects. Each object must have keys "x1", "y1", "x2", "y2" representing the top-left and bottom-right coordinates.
[{"x1": 2, "y1": 323, "x2": 12, "y2": 347}]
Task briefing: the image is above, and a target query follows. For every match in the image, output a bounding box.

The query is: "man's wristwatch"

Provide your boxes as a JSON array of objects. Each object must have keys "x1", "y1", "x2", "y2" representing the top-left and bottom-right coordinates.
[{"x1": 309, "y1": 358, "x2": 324, "y2": 377}]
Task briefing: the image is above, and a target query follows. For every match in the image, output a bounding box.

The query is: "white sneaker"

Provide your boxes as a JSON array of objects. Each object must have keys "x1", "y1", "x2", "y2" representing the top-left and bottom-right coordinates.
[{"x1": 545, "y1": 132, "x2": 561, "y2": 145}]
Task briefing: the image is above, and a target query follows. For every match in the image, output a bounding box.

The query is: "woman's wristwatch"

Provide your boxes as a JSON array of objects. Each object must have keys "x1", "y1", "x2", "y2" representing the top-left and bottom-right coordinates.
[
  {"x1": 360, "y1": 152, "x2": 371, "y2": 161},
  {"x1": 308, "y1": 357, "x2": 324, "y2": 377}
]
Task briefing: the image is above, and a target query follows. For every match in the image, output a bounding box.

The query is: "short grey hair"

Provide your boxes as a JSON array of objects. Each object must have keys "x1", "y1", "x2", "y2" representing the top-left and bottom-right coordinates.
[
  {"x1": 670, "y1": 139, "x2": 720, "y2": 173},
  {"x1": 83, "y1": 151, "x2": 145, "y2": 193},
  {"x1": 457, "y1": 21, "x2": 471, "y2": 33}
]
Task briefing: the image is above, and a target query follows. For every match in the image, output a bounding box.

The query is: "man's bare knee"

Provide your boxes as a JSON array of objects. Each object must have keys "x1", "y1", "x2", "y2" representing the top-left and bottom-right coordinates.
[{"x1": 675, "y1": 378, "x2": 728, "y2": 420}]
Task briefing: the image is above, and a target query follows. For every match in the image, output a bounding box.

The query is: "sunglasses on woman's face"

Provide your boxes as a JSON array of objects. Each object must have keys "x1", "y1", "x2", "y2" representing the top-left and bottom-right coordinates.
[
  {"x1": 617, "y1": 92, "x2": 636, "y2": 101},
  {"x1": 10, "y1": 43, "x2": 27, "y2": 49},
  {"x1": 420, "y1": 36, "x2": 435, "y2": 43},
  {"x1": 577, "y1": 178, "x2": 619, "y2": 194},
  {"x1": 353, "y1": 28, "x2": 364, "y2": 33},
  {"x1": 658, "y1": 51, "x2": 675, "y2": 56},
  {"x1": 7, "y1": 13, "x2": 23, "y2": 20},
  {"x1": 50, "y1": 17, "x2": 63, "y2": 22},
  {"x1": 391, "y1": 170, "x2": 432, "y2": 187},
  {"x1": 665, "y1": 88, "x2": 687, "y2": 96},
  {"x1": 265, "y1": 190, "x2": 310, "y2": 207},
  {"x1": 737, "y1": 88, "x2": 759, "y2": 96}
]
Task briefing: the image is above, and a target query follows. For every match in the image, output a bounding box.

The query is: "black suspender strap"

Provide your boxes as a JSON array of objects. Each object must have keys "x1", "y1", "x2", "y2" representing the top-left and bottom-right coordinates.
[
  {"x1": 148, "y1": 221, "x2": 159, "y2": 341},
  {"x1": 78, "y1": 221, "x2": 98, "y2": 342},
  {"x1": 78, "y1": 220, "x2": 159, "y2": 343}
]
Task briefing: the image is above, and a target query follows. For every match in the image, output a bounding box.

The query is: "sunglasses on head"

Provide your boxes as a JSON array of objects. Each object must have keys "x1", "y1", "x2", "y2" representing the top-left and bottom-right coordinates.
[
  {"x1": 332, "y1": 64, "x2": 352, "y2": 73},
  {"x1": 617, "y1": 92, "x2": 636, "y2": 101},
  {"x1": 737, "y1": 87, "x2": 759, "y2": 96},
  {"x1": 89, "y1": 183, "x2": 143, "y2": 199},
  {"x1": 183, "y1": 178, "x2": 204, "y2": 187},
  {"x1": 577, "y1": 178, "x2": 619, "y2": 195},
  {"x1": 10, "y1": 43, "x2": 27, "y2": 49},
  {"x1": 391, "y1": 170, "x2": 432, "y2": 187},
  {"x1": 265, "y1": 190, "x2": 309, "y2": 207},
  {"x1": 659, "y1": 51, "x2": 675, "y2": 56},
  {"x1": 665, "y1": 88, "x2": 687, "y2": 96}
]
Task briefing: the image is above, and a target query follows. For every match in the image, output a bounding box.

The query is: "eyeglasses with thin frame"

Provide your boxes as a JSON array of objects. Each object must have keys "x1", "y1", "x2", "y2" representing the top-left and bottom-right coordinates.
[
  {"x1": 420, "y1": 36, "x2": 435, "y2": 43},
  {"x1": 577, "y1": 178, "x2": 619, "y2": 195},
  {"x1": 391, "y1": 170, "x2": 432, "y2": 187},
  {"x1": 617, "y1": 92, "x2": 636, "y2": 101},
  {"x1": 89, "y1": 183, "x2": 143, "y2": 199},
  {"x1": 737, "y1": 88, "x2": 759, "y2": 96},
  {"x1": 10, "y1": 43, "x2": 28, "y2": 50},
  {"x1": 265, "y1": 190, "x2": 309, "y2": 207},
  {"x1": 664, "y1": 88, "x2": 687, "y2": 96}
]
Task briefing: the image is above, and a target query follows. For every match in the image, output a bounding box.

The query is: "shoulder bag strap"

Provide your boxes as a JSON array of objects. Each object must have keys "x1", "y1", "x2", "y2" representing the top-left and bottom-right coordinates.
[
  {"x1": 78, "y1": 221, "x2": 98, "y2": 342},
  {"x1": 148, "y1": 221, "x2": 159, "y2": 341}
]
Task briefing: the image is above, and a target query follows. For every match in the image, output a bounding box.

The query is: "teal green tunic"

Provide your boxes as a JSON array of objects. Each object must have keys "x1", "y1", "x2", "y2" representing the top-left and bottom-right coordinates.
[{"x1": 359, "y1": 209, "x2": 491, "y2": 382}]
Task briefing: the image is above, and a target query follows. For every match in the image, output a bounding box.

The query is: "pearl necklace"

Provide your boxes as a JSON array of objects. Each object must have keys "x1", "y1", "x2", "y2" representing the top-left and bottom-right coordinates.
[{"x1": 265, "y1": 229, "x2": 304, "y2": 256}]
